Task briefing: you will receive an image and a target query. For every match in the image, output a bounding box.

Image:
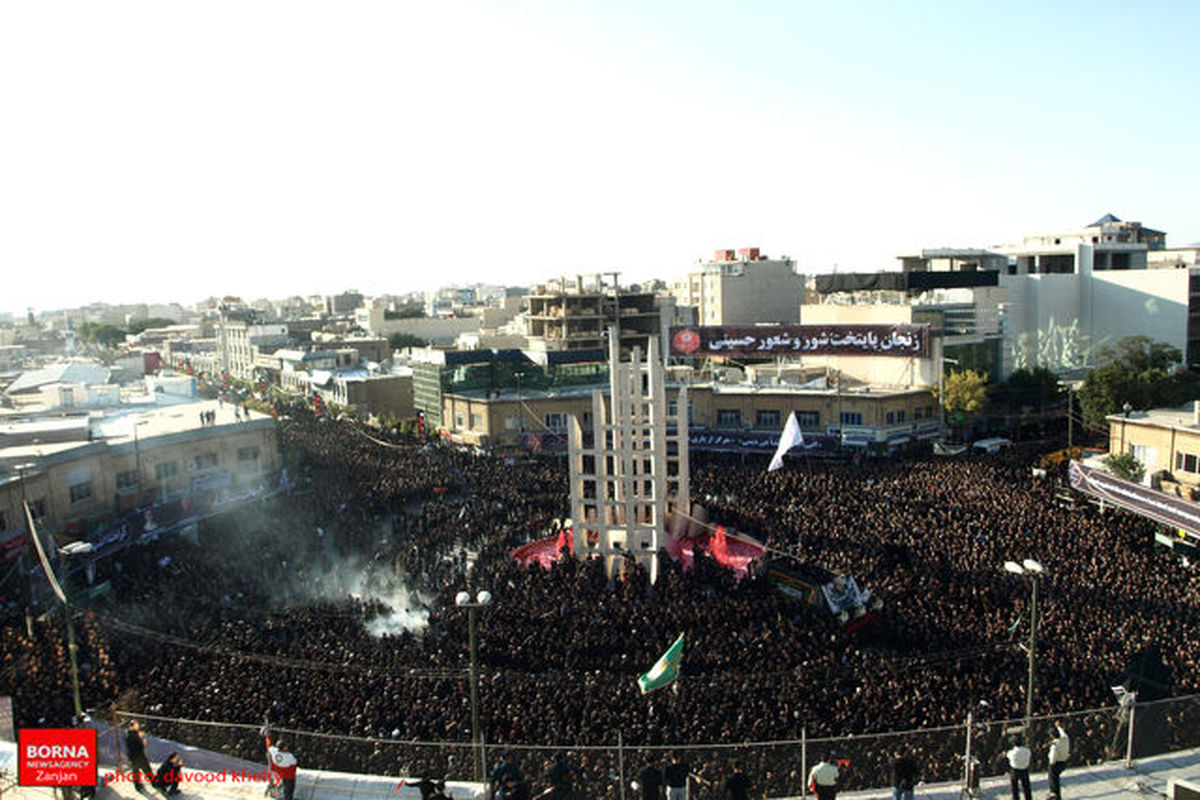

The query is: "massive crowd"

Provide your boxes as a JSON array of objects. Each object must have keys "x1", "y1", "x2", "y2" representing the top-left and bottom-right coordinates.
[{"x1": 3, "y1": 409, "x2": 1200, "y2": 797}]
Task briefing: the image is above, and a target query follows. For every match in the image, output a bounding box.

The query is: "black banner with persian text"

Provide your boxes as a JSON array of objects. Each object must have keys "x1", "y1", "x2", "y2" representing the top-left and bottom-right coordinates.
[{"x1": 669, "y1": 324, "x2": 930, "y2": 358}]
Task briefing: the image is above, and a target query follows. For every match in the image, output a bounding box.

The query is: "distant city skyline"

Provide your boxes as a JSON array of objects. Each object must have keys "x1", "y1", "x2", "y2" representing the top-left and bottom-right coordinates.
[{"x1": 5, "y1": 0, "x2": 1199, "y2": 315}]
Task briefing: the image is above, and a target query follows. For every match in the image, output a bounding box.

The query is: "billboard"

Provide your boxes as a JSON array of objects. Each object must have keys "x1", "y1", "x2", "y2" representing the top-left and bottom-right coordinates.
[{"x1": 669, "y1": 324, "x2": 930, "y2": 358}]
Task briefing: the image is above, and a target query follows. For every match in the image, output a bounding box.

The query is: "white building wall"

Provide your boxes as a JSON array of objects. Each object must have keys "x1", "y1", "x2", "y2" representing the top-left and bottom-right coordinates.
[{"x1": 1000, "y1": 268, "x2": 1192, "y2": 372}]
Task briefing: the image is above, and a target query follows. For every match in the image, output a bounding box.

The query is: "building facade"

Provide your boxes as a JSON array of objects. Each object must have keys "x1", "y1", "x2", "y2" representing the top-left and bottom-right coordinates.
[
  {"x1": 671, "y1": 248, "x2": 804, "y2": 325},
  {"x1": 524, "y1": 274, "x2": 667, "y2": 358},
  {"x1": 0, "y1": 404, "x2": 279, "y2": 551}
]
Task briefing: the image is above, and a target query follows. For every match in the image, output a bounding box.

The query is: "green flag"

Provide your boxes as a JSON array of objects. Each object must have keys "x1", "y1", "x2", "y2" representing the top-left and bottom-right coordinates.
[{"x1": 638, "y1": 633, "x2": 685, "y2": 694}]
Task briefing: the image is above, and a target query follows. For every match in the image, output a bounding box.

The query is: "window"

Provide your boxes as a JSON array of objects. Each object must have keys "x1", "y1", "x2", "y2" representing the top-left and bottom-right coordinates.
[
  {"x1": 669, "y1": 400, "x2": 695, "y2": 423},
  {"x1": 1129, "y1": 444, "x2": 1155, "y2": 470},
  {"x1": 840, "y1": 411, "x2": 863, "y2": 426},
  {"x1": 897, "y1": 410, "x2": 907, "y2": 423},
  {"x1": 796, "y1": 411, "x2": 819, "y2": 428},
  {"x1": 926, "y1": 405, "x2": 935, "y2": 418},
  {"x1": 69, "y1": 482, "x2": 93, "y2": 504},
  {"x1": 716, "y1": 409, "x2": 742, "y2": 428},
  {"x1": 886, "y1": 412, "x2": 895, "y2": 425},
  {"x1": 193, "y1": 453, "x2": 218, "y2": 470},
  {"x1": 504, "y1": 416, "x2": 522, "y2": 431},
  {"x1": 756, "y1": 410, "x2": 781, "y2": 429},
  {"x1": 544, "y1": 413, "x2": 568, "y2": 432},
  {"x1": 914, "y1": 407, "x2": 923, "y2": 420},
  {"x1": 469, "y1": 413, "x2": 482, "y2": 430},
  {"x1": 0, "y1": 511, "x2": 6, "y2": 531},
  {"x1": 454, "y1": 412, "x2": 465, "y2": 429},
  {"x1": 1177, "y1": 452, "x2": 1200, "y2": 474},
  {"x1": 116, "y1": 470, "x2": 140, "y2": 491},
  {"x1": 156, "y1": 461, "x2": 178, "y2": 480}
]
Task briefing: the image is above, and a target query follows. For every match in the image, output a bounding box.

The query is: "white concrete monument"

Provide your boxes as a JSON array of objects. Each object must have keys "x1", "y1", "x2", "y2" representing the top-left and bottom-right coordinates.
[{"x1": 567, "y1": 327, "x2": 689, "y2": 583}]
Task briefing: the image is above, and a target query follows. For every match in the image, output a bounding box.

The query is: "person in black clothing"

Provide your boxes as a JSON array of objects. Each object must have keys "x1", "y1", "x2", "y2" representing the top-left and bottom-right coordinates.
[
  {"x1": 413, "y1": 777, "x2": 440, "y2": 800},
  {"x1": 664, "y1": 754, "x2": 690, "y2": 800},
  {"x1": 724, "y1": 761, "x2": 751, "y2": 800},
  {"x1": 491, "y1": 753, "x2": 523, "y2": 800},
  {"x1": 499, "y1": 774, "x2": 530, "y2": 800},
  {"x1": 125, "y1": 720, "x2": 153, "y2": 793},
  {"x1": 638, "y1": 756, "x2": 664, "y2": 800},
  {"x1": 429, "y1": 777, "x2": 452, "y2": 800},
  {"x1": 155, "y1": 753, "x2": 183, "y2": 796},
  {"x1": 891, "y1": 752, "x2": 918, "y2": 800},
  {"x1": 541, "y1": 759, "x2": 576, "y2": 800}
]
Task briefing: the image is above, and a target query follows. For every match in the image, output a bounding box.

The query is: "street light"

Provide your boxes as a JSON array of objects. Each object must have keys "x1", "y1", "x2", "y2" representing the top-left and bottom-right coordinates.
[
  {"x1": 1004, "y1": 558, "x2": 1045, "y2": 744},
  {"x1": 456, "y1": 589, "x2": 493, "y2": 781}
]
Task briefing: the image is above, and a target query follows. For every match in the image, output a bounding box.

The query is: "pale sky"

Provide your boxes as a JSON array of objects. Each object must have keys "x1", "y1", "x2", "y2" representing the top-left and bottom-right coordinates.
[{"x1": 3, "y1": 0, "x2": 1198, "y2": 315}]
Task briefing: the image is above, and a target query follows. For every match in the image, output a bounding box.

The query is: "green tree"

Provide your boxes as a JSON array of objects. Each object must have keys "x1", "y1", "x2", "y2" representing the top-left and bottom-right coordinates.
[
  {"x1": 77, "y1": 322, "x2": 127, "y2": 348},
  {"x1": 1078, "y1": 336, "x2": 1200, "y2": 428},
  {"x1": 990, "y1": 366, "x2": 1064, "y2": 414},
  {"x1": 388, "y1": 332, "x2": 428, "y2": 350},
  {"x1": 938, "y1": 369, "x2": 989, "y2": 415},
  {"x1": 127, "y1": 317, "x2": 178, "y2": 334},
  {"x1": 1104, "y1": 451, "x2": 1145, "y2": 483},
  {"x1": 384, "y1": 305, "x2": 426, "y2": 320},
  {"x1": 935, "y1": 369, "x2": 989, "y2": 440}
]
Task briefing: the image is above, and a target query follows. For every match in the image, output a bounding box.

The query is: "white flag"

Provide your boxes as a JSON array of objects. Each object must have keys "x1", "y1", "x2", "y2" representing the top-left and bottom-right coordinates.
[{"x1": 768, "y1": 411, "x2": 805, "y2": 472}]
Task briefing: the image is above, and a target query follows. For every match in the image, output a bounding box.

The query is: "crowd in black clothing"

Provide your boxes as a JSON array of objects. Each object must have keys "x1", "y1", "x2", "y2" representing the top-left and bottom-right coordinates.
[{"x1": 4, "y1": 411, "x2": 1200, "y2": 798}]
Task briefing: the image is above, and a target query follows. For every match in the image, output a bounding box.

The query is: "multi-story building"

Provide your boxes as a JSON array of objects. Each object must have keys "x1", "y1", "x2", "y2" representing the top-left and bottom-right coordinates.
[
  {"x1": 439, "y1": 367, "x2": 938, "y2": 453},
  {"x1": 525, "y1": 274, "x2": 668, "y2": 358},
  {"x1": 0, "y1": 403, "x2": 279, "y2": 553},
  {"x1": 906, "y1": 215, "x2": 1200, "y2": 374},
  {"x1": 220, "y1": 320, "x2": 290, "y2": 380},
  {"x1": 807, "y1": 266, "x2": 1006, "y2": 379},
  {"x1": 671, "y1": 247, "x2": 804, "y2": 325},
  {"x1": 317, "y1": 370, "x2": 414, "y2": 420},
  {"x1": 325, "y1": 290, "x2": 365, "y2": 316},
  {"x1": 411, "y1": 348, "x2": 608, "y2": 434}
]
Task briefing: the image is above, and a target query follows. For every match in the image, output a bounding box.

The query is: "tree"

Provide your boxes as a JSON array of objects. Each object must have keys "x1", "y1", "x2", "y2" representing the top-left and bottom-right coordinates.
[
  {"x1": 77, "y1": 322, "x2": 127, "y2": 348},
  {"x1": 127, "y1": 317, "x2": 177, "y2": 334},
  {"x1": 384, "y1": 305, "x2": 426, "y2": 320},
  {"x1": 990, "y1": 367, "x2": 1064, "y2": 415},
  {"x1": 1105, "y1": 451, "x2": 1146, "y2": 484},
  {"x1": 389, "y1": 332, "x2": 428, "y2": 350},
  {"x1": 936, "y1": 369, "x2": 989, "y2": 441},
  {"x1": 1078, "y1": 336, "x2": 1200, "y2": 428},
  {"x1": 938, "y1": 369, "x2": 989, "y2": 415}
]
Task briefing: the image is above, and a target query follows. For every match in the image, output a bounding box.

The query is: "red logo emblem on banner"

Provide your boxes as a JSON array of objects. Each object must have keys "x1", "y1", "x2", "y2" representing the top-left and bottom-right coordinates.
[
  {"x1": 18, "y1": 729, "x2": 97, "y2": 786},
  {"x1": 672, "y1": 328, "x2": 701, "y2": 355}
]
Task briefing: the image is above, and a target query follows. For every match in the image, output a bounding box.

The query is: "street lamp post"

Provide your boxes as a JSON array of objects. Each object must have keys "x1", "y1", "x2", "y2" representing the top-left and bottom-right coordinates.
[
  {"x1": 456, "y1": 589, "x2": 493, "y2": 781},
  {"x1": 1004, "y1": 559, "x2": 1046, "y2": 744}
]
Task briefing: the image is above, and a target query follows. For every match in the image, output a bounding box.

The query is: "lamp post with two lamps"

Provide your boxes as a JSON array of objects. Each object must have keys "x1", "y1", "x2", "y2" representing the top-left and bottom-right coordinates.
[
  {"x1": 455, "y1": 589, "x2": 492, "y2": 781},
  {"x1": 1003, "y1": 558, "x2": 1046, "y2": 744}
]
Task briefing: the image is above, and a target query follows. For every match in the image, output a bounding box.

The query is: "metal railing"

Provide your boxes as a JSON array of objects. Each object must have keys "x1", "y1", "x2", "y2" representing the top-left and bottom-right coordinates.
[{"x1": 101, "y1": 693, "x2": 1200, "y2": 800}]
